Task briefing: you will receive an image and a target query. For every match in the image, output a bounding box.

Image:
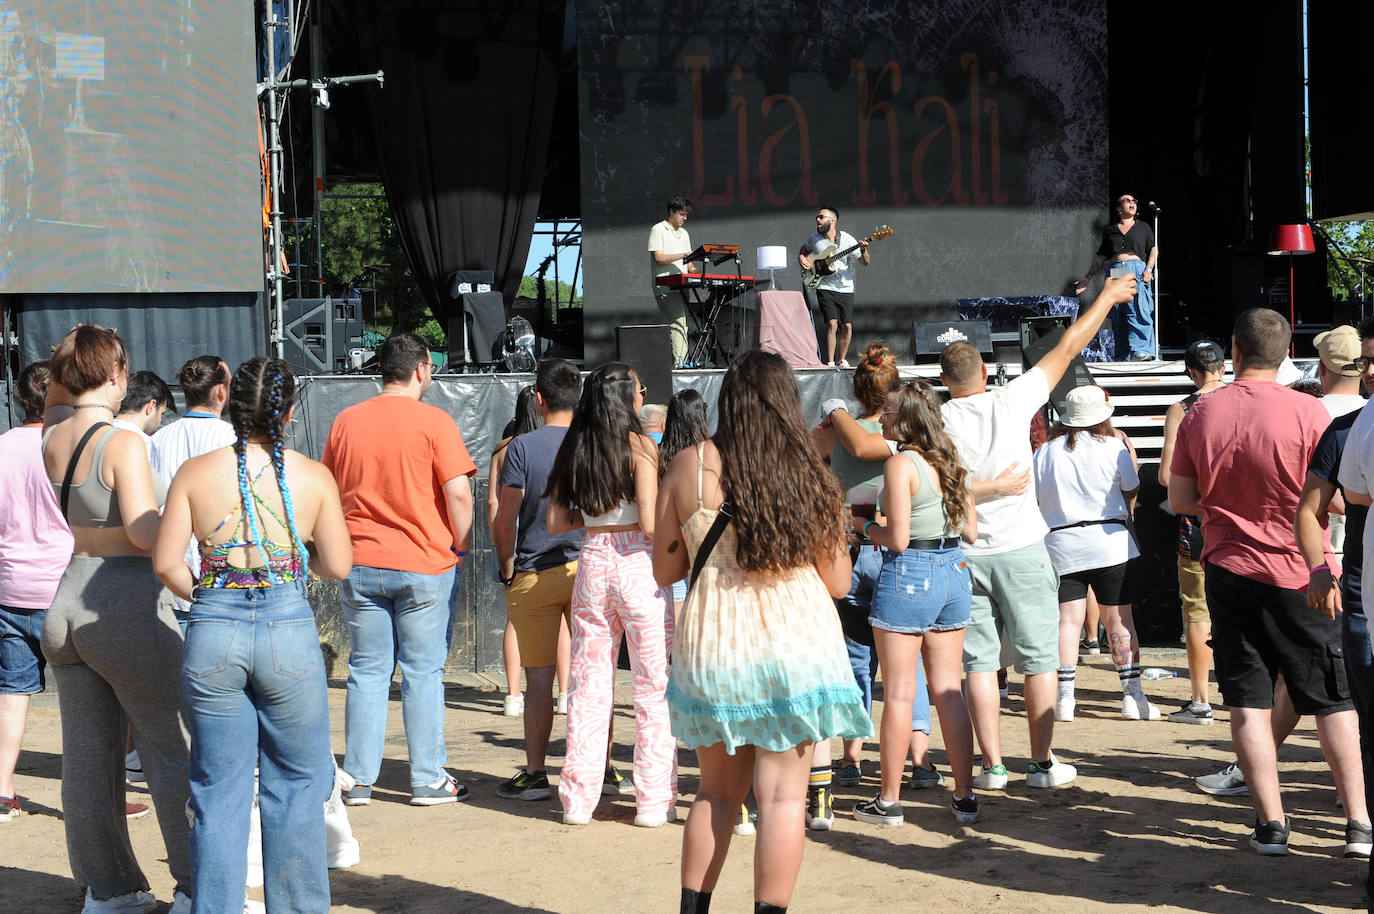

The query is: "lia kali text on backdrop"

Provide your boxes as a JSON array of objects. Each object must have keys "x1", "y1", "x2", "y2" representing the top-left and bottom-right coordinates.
[{"x1": 685, "y1": 53, "x2": 1008, "y2": 209}]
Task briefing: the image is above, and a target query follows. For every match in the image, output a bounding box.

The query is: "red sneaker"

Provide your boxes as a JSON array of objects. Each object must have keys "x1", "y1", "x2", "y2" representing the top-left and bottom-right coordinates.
[
  {"x1": 0, "y1": 796, "x2": 20, "y2": 821},
  {"x1": 125, "y1": 802, "x2": 150, "y2": 820}
]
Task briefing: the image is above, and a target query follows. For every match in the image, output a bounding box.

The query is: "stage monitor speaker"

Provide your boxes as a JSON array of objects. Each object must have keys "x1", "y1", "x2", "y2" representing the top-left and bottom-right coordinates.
[
  {"x1": 910, "y1": 320, "x2": 993, "y2": 364},
  {"x1": 447, "y1": 268, "x2": 495, "y2": 298},
  {"x1": 282, "y1": 296, "x2": 363, "y2": 375},
  {"x1": 616, "y1": 324, "x2": 674, "y2": 405},
  {"x1": 1019, "y1": 316, "x2": 1093, "y2": 414}
]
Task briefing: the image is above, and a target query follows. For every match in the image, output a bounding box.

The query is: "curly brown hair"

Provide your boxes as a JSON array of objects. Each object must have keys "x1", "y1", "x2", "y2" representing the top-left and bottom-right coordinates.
[
  {"x1": 885, "y1": 380, "x2": 969, "y2": 529},
  {"x1": 715, "y1": 351, "x2": 847, "y2": 572},
  {"x1": 852, "y1": 342, "x2": 898, "y2": 416}
]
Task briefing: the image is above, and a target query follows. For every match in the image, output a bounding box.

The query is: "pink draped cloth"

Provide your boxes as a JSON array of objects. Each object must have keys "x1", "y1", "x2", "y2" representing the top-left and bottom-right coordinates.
[{"x1": 756, "y1": 290, "x2": 821, "y2": 368}]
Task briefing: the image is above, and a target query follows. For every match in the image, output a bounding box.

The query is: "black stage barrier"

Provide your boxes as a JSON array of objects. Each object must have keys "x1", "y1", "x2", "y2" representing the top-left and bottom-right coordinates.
[{"x1": 284, "y1": 362, "x2": 1272, "y2": 673}]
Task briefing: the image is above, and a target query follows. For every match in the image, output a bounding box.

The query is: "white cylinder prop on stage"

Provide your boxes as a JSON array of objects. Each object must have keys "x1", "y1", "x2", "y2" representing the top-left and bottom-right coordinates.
[{"x1": 756, "y1": 246, "x2": 788, "y2": 271}]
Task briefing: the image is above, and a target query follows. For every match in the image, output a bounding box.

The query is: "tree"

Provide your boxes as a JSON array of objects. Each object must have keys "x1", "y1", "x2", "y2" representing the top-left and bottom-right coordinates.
[{"x1": 1319, "y1": 220, "x2": 1374, "y2": 304}]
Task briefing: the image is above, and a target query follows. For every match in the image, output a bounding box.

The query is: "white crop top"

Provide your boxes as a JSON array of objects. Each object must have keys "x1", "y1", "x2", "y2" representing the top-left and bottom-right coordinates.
[{"x1": 583, "y1": 500, "x2": 640, "y2": 527}]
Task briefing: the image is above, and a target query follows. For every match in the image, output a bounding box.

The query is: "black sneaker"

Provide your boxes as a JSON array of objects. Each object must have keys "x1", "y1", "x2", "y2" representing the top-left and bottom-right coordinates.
[
  {"x1": 496, "y1": 768, "x2": 552, "y2": 801},
  {"x1": 602, "y1": 766, "x2": 635, "y2": 796},
  {"x1": 852, "y1": 795, "x2": 903, "y2": 827},
  {"x1": 950, "y1": 793, "x2": 980, "y2": 824},
  {"x1": 1249, "y1": 817, "x2": 1291, "y2": 856},
  {"x1": 1167, "y1": 700, "x2": 1215, "y2": 725},
  {"x1": 1346, "y1": 820, "x2": 1373, "y2": 858},
  {"x1": 805, "y1": 786, "x2": 834, "y2": 831}
]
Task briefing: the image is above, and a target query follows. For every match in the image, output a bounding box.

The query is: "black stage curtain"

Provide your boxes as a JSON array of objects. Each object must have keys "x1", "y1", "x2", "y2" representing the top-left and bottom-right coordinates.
[
  {"x1": 1309, "y1": 3, "x2": 1374, "y2": 220},
  {"x1": 327, "y1": 0, "x2": 564, "y2": 321}
]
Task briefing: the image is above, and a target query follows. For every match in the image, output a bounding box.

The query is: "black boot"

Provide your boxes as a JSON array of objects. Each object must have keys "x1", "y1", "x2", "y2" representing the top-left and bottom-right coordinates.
[
  {"x1": 680, "y1": 888, "x2": 711, "y2": 914},
  {"x1": 754, "y1": 904, "x2": 786, "y2": 913}
]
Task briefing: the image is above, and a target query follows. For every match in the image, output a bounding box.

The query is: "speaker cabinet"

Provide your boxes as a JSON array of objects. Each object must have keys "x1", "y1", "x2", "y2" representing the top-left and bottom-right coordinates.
[
  {"x1": 616, "y1": 324, "x2": 674, "y2": 404},
  {"x1": 282, "y1": 297, "x2": 362, "y2": 375},
  {"x1": 1019, "y1": 316, "x2": 1093, "y2": 414},
  {"x1": 910, "y1": 320, "x2": 993, "y2": 364}
]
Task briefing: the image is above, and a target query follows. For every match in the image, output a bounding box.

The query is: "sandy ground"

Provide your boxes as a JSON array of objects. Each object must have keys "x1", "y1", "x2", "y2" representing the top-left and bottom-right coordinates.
[{"x1": 2, "y1": 649, "x2": 1369, "y2": 913}]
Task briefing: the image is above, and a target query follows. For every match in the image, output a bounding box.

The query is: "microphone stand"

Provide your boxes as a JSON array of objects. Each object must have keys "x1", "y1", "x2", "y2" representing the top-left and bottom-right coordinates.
[{"x1": 1148, "y1": 201, "x2": 1162, "y2": 359}]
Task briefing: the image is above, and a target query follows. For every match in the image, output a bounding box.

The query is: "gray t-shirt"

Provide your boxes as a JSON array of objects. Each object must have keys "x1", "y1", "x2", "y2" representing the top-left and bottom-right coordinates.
[{"x1": 498, "y1": 425, "x2": 583, "y2": 572}]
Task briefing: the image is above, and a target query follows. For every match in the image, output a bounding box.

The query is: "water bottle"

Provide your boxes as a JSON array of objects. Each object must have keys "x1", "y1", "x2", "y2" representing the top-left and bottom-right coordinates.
[{"x1": 1141, "y1": 668, "x2": 1176, "y2": 680}]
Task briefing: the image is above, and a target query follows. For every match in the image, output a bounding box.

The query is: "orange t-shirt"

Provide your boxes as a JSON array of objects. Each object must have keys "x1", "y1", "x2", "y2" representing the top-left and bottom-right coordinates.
[{"x1": 322, "y1": 395, "x2": 476, "y2": 575}]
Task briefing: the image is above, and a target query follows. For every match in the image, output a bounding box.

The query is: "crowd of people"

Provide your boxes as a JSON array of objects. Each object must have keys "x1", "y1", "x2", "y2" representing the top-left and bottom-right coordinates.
[{"x1": 4, "y1": 279, "x2": 1374, "y2": 911}]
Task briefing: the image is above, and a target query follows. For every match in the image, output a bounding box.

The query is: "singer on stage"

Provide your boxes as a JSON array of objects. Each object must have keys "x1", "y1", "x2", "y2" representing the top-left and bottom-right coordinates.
[{"x1": 1075, "y1": 194, "x2": 1157, "y2": 361}]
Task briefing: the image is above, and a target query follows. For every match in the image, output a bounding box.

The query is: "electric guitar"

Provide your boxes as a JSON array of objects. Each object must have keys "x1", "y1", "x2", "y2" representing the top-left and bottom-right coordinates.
[{"x1": 802, "y1": 225, "x2": 893, "y2": 289}]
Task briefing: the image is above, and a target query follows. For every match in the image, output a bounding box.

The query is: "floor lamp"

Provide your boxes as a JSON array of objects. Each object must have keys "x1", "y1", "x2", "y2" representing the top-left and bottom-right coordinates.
[{"x1": 1268, "y1": 224, "x2": 1316, "y2": 356}]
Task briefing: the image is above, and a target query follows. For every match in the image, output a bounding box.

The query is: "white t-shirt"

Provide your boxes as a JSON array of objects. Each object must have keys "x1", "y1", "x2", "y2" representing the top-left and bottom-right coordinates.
[
  {"x1": 648, "y1": 220, "x2": 692, "y2": 293},
  {"x1": 941, "y1": 367, "x2": 1050, "y2": 555},
  {"x1": 151, "y1": 414, "x2": 236, "y2": 611},
  {"x1": 1033, "y1": 432, "x2": 1141, "y2": 575},
  {"x1": 804, "y1": 230, "x2": 860, "y2": 293},
  {"x1": 1339, "y1": 403, "x2": 1374, "y2": 608},
  {"x1": 1323, "y1": 393, "x2": 1366, "y2": 419},
  {"x1": 113, "y1": 417, "x2": 155, "y2": 462}
]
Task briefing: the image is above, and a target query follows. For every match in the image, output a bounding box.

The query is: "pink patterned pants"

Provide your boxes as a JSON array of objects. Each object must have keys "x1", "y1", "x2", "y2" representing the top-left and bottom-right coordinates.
[{"x1": 558, "y1": 530, "x2": 677, "y2": 817}]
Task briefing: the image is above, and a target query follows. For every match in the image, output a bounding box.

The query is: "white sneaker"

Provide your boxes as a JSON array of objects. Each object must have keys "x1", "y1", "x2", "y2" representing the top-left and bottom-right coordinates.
[
  {"x1": 1121, "y1": 695, "x2": 1162, "y2": 720},
  {"x1": 243, "y1": 900, "x2": 266, "y2": 914},
  {"x1": 839, "y1": 359, "x2": 852, "y2": 368},
  {"x1": 971, "y1": 764, "x2": 1008, "y2": 790},
  {"x1": 556, "y1": 692, "x2": 568, "y2": 715},
  {"x1": 503, "y1": 694, "x2": 525, "y2": 717},
  {"x1": 1055, "y1": 695, "x2": 1075, "y2": 722},
  {"x1": 82, "y1": 889, "x2": 157, "y2": 914},
  {"x1": 634, "y1": 806, "x2": 678, "y2": 828},
  {"x1": 562, "y1": 811, "x2": 592, "y2": 825},
  {"x1": 325, "y1": 767, "x2": 361, "y2": 869},
  {"x1": 1026, "y1": 752, "x2": 1077, "y2": 788}
]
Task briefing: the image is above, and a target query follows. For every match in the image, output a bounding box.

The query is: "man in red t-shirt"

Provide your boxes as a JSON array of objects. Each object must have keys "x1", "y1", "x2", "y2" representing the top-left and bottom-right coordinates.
[
  {"x1": 1169, "y1": 308, "x2": 1364, "y2": 856},
  {"x1": 323, "y1": 333, "x2": 476, "y2": 807}
]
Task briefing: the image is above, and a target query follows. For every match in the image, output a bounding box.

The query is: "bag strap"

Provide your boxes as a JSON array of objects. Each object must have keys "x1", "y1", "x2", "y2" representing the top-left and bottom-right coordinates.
[
  {"x1": 688, "y1": 499, "x2": 734, "y2": 592},
  {"x1": 60, "y1": 422, "x2": 112, "y2": 521}
]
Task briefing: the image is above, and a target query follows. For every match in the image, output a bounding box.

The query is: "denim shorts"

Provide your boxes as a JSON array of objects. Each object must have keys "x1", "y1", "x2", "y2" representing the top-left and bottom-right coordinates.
[
  {"x1": 869, "y1": 547, "x2": 972, "y2": 635},
  {"x1": 0, "y1": 604, "x2": 47, "y2": 694}
]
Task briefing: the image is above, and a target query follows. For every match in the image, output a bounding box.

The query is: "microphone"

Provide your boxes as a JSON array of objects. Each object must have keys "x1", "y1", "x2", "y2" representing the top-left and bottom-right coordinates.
[{"x1": 1146, "y1": 201, "x2": 1161, "y2": 212}]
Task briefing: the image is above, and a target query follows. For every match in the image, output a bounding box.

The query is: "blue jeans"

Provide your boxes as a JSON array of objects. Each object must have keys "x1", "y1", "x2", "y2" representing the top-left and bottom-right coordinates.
[
  {"x1": 1340, "y1": 569, "x2": 1374, "y2": 901},
  {"x1": 871, "y1": 546, "x2": 972, "y2": 634},
  {"x1": 182, "y1": 583, "x2": 332, "y2": 914},
  {"x1": 0, "y1": 604, "x2": 46, "y2": 694},
  {"x1": 844, "y1": 547, "x2": 930, "y2": 733},
  {"x1": 341, "y1": 565, "x2": 457, "y2": 788},
  {"x1": 1110, "y1": 258, "x2": 1155, "y2": 359}
]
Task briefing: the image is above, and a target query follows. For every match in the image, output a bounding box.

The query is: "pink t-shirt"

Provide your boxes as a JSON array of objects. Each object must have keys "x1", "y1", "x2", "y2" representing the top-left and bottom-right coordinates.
[
  {"x1": 0, "y1": 426, "x2": 74, "y2": 609},
  {"x1": 1170, "y1": 379, "x2": 1331, "y2": 589}
]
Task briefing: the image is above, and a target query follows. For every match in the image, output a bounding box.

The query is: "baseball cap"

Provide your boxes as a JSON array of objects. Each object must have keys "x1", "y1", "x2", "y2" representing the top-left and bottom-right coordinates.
[
  {"x1": 1314, "y1": 325, "x2": 1362, "y2": 377},
  {"x1": 1183, "y1": 340, "x2": 1226, "y2": 372}
]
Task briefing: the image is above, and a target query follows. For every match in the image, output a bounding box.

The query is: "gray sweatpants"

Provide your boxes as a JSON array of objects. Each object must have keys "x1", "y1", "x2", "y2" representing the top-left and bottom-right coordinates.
[{"x1": 42, "y1": 554, "x2": 192, "y2": 901}]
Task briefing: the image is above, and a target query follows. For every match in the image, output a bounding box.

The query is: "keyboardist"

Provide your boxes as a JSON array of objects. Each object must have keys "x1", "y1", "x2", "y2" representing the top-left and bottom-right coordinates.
[{"x1": 648, "y1": 194, "x2": 697, "y2": 367}]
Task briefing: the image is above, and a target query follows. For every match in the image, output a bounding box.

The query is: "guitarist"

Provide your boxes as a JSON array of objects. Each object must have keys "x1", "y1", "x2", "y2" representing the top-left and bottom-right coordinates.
[{"x1": 799, "y1": 206, "x2": 870, "y2": 368}]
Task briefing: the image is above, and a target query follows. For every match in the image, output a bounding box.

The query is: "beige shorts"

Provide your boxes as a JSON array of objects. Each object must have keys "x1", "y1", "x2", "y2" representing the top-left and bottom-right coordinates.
[
  {"x1": 505, "y1": 561, "x2": 577, "y2": 667},
  {"x1": 1177, "y1": 555, "x2": 1209, "y2": 625}
]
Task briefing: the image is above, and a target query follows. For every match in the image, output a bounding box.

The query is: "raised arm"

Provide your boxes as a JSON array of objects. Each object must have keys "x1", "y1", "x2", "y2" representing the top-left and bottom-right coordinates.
[{"x1": 1039, "y1": 274, "x2": 1137, "y2": 390}]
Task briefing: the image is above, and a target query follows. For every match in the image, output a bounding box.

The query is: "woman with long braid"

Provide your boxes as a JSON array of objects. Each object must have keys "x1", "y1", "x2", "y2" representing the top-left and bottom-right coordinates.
[{"x1": 154, "y1": 357, "x2": 351, "y2": 913}]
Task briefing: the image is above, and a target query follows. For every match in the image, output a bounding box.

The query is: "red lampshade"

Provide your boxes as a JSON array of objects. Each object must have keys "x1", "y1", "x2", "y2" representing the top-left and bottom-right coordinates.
[{"x1": 1268, "y1": 224, "x2": 1316, "y2": 255}]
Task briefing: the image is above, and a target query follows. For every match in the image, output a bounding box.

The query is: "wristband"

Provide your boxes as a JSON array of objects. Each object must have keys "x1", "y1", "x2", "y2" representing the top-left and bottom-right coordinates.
[
  {"x1": 862, "y1": 520, "x2": 875, "y2": 538},
  {"x1": 456, "y1": 550, "x2": 468, "y2": 557},
  {"x1": 1309, "y1": 563, "x2": 1330, "y2": 576}
]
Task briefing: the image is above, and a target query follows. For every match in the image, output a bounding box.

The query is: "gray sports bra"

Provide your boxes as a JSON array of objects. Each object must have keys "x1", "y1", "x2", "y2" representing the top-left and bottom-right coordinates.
[{"x1": 44, "y1": 425, "x2": 167, "y2": 527}]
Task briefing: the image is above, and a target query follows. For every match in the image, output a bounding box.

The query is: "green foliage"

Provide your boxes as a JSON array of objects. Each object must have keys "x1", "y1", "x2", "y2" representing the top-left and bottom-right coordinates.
[
  {"x1": 517, "y1": 274, "x2": 582, "y2": 307},
  {"x1": 1319, "y1": 220, "x2": 1374, "y2": 300},
  {"x1": 303, "y1": 183, "x2": 433, "y2": 334},
  {"x1": 412, "y1": 318, "x2": 447, "y2": 349}
]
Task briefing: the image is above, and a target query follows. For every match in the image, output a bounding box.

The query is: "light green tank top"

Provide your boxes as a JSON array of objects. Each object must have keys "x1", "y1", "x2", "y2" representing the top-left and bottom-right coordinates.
[
  {"x1": 829, "y1": 417, "x2": 885, "y2": 499},
  {"x1": 899, "y1": 450, "x2": 958, "y2": 540}
]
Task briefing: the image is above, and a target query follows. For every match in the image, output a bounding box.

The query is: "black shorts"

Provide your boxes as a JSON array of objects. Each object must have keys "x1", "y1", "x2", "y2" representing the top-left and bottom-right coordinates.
[
  {"x1": 1057, "y1": 561, "x2": 1131, "y2": 605},
  {"x1": 1204, "y1": 562, "x2": 1352, "y2": 714},
  {"x1": 815, "y1": 289, "x2": 853, "y2": 325}
]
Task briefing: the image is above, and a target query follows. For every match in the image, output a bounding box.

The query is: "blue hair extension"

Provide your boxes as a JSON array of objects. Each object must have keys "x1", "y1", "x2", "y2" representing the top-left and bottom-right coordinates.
[
  {"x1": 267, "y1": 367, "x2": 307, "y2": 576},
  {"x1": 235, "y1": 438, "x2": 276, "y2": 586}
]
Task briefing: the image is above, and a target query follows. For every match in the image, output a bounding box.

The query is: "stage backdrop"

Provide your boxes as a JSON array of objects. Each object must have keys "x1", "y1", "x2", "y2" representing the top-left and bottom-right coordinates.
[
  {"x1": 0, "y1": 0, "x2": 261, "y2": 293},
  {"x1": 576, "y1": 0, "x2": 1110, "y2": 362}
]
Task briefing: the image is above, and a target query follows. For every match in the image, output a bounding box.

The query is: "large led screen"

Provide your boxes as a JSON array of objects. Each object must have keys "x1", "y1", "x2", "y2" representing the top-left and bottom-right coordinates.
[
  {"x1": 578, "y1": 0, "x2": 1109, "y2": 361},
  {"x1": 0, "y1": 1, "x2": 262, "y2": 293}
]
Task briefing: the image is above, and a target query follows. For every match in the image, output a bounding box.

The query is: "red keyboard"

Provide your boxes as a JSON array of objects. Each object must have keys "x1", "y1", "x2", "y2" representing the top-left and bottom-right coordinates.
[{"x1": 656, "y1": 273, "x2": 756, "y2": 288}]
